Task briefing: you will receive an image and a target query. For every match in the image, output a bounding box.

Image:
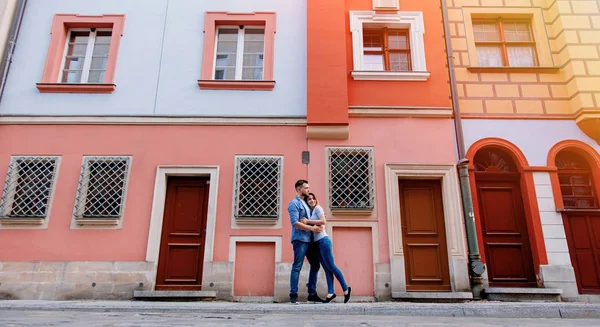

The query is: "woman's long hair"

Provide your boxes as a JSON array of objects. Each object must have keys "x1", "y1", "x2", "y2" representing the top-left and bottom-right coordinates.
[{"x1": 305, "y1": 192, "x2": 319, "y2": 207}]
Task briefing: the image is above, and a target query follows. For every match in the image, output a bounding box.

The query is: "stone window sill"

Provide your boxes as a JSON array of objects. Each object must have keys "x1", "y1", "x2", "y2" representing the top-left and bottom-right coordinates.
[
  {"x1": 197, "y1": 80, "x2": 276, "y2": 91},
  {"x1": 466, "y1": 66, "x2": 560, "y2": 74},
  {"x1": 330, "y1": 209, "x2": 374, "y2": 217},
  {"x1": 75, "y1": 218, "x2": 120, "y2": 226},
  {"x1": 0, "y1": 217, "x2": 44, "y2": 225},
  {"x1": 36, "y1": 83, "x2": 116, "y2": 94},
  {"x1": 235, "y1": 218, "x2": 278, "y2": 225},
  {"x1": 351, "y1": 71, "x2": 430, "y2": 81}
]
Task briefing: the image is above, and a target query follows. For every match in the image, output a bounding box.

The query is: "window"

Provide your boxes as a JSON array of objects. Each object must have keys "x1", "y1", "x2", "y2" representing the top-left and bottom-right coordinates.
[
  {"x1": 363, "y1": 28, "x2": 411, "y2": 72},
  {"x1": 473, "y1": 19, "x2": 537, "y2": 68},
  {"x1": 73, "y1": 156, "x2": 131, "y2": 221},
  {"x1": 556, "y1": 151, "x2": 598, "y2": 209},
  {"x1": 60, "y1": 29, "x2": 112, "y2": 84},
  {"x1": 233, "y1": 156, "x2": 282, "y2": 219},
  {"x1": 215, "y1": 27, "x2": 265, "y2": 80},
  {"x1": 349, "y1": 11, "x2": 429, "y2": 81},
  {"x1": 328, "y1": 148, "x2": 375, "y2": 211},
  {"x1": 0, "y1": 156, "x2": 59, "y2": 219},
  {"x1": 37, "y1": 14, "x2": 126, "y2": 94},
  {"x1": 199, "y1": 12, "x2": 276, "y2": 90}
]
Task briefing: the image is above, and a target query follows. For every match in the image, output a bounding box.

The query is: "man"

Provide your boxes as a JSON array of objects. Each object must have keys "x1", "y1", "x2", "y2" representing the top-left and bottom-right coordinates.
[{"x1": 288, "y1": 179, "x2": 325, "y2": 304}]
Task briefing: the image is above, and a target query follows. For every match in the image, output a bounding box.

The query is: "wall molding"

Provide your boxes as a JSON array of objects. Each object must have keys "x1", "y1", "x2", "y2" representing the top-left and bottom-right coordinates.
[{"x1": 0, "y1": 116, "x2": 307, "y2": 126}]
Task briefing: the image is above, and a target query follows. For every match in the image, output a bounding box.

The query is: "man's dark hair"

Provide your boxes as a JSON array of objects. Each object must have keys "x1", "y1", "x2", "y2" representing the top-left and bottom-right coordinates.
[{"x1": 295, "y1": 179, "x2": 308, "y2": 190}]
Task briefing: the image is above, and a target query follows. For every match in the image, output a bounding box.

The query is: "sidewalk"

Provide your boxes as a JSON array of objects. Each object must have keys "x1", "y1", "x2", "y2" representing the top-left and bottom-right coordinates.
[{"x1": 1, "y1": 300, "x2": 599, "y2": 319}]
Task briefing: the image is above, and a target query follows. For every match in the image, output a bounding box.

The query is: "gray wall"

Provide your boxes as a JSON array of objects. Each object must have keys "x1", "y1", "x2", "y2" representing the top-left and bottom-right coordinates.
[{"x1": 0, "y1": 0, "x2": 306, "y2": 117}]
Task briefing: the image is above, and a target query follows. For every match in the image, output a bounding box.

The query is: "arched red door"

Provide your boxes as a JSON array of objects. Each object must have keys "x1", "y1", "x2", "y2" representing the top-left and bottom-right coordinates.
[
  {"x1": 556, "y1": 150, "x2": 600, "y2": 294},
  {"x1": 474, "y1": 148, "x2": 537, "y2": 287}
]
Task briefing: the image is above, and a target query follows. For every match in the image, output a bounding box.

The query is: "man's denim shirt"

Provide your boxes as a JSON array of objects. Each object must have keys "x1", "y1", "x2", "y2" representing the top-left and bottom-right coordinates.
[{"x1": 288, "y1": 195, "x2": 312, "y2": 243}]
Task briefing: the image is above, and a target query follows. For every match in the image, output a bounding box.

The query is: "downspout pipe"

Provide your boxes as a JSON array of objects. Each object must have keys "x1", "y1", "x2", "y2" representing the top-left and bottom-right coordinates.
[
  {"x1": 441, "y1": 0, "x2": 485, "y2": 299},
  {"x1": 0, "y1": 0, "x2": 27, "y2": 103}
]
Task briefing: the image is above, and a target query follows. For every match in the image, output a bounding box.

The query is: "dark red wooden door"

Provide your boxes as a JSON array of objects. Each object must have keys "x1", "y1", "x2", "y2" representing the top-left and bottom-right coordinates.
[
  {"x1": 476, "y1": 173, "x2": 536, "y2": 287},
  {"x1": 563, "y1": 213, "x2": 600, "y2": 294},
  {"x1": 399, "y1": 179, "x2": 451, "y2": 291},
  {"x1": 156, "y1": 177, "x2": 210, "y2": 290}
]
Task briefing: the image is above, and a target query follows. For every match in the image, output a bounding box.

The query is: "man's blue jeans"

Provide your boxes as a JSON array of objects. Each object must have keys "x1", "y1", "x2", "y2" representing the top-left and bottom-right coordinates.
[
  {"x1": 290, "y1": 240, "x2": 320, "y2": 297},
  {"x1": 317, "y1": 236, "x2": 348, "y2": 294}
]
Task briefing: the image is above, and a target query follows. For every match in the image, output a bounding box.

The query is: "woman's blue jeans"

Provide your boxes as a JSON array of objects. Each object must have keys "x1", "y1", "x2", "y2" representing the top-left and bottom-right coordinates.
[{"x1": 317, "y1": 236, "x2": 348, "y2": 294}]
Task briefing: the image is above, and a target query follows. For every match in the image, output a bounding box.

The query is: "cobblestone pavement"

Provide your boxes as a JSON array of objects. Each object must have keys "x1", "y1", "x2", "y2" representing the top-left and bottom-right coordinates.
[{"x1": 1, "y1": 310, "x2": 600, "y2": 327}]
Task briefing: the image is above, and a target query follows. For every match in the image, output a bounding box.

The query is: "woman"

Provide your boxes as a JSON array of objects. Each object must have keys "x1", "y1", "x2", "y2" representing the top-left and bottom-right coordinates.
[{"x1": 301, "y1": 192, "x2": 351, "y2": 303}]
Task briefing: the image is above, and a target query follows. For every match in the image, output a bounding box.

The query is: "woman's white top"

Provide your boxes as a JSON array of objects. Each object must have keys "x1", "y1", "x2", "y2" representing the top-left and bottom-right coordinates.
[{"x1": 310, "y1": 205, "x2": 328, "y2": 242}]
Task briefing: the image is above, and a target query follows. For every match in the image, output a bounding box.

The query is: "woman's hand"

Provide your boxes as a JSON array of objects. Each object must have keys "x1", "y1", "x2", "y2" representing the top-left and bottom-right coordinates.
[{"x1": 311, "y1": 225, "x2": 323, "y2": 233}]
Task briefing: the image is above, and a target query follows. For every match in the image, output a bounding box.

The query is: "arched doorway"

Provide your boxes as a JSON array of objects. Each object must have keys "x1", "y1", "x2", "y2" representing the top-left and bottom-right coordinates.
[
  {"x1": 556, "y1": 150, "x2": 600, "y2": 294},
  {"x1": 473, "y1": 147, "x2": 537, "y2": 287}
]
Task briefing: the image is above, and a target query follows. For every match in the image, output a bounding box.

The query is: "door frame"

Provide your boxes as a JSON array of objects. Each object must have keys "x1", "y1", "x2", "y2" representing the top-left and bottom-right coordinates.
[
  {"x1": 384, "y1": 164, "x2": 470, "y2": 294},
  {"x1": 145, "y1": 166, "x2": 219, "y2": 290}
]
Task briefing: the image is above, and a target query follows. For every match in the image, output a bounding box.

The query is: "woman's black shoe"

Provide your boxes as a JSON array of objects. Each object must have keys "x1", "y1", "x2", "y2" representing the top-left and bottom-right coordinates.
[
  {"x1": 344, "y1": 287, "x2": 352, "y2": 303},
  {"x1": 324, "y1": 294, "x2": 336, "y2": 303}
]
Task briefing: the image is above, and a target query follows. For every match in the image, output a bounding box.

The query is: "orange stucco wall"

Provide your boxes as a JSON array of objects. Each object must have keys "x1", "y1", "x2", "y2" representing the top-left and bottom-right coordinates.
[
  {"x1": 307, "y1": 117, "x2": 457, "y2": 264},
  {"x1": 0, "y1": 125, "x2": 306, "y2": 262},
  {"x1": 0, "y1": 117, "x2": 455, "y2": 265},
  {"x1": 345, "y1": 0, "x2": 451, "y2": 108},
  {"x1": 234, "y1": 242, "x2": 276, "y2": 296}
]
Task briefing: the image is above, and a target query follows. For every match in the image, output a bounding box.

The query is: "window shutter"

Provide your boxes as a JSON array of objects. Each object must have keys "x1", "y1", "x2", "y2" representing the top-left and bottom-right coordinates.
[{"x1": 372, "y1": 0, "x2": 399, "y2": 10}]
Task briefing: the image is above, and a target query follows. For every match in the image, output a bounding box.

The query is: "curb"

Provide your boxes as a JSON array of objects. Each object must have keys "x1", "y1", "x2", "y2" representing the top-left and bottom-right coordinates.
[{"x1": 0, "y1": 301, "x2": 599, "y2": 319}]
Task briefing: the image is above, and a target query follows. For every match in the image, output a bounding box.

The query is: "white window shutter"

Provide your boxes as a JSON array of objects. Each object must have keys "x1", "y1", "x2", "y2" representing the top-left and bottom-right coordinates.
[{"x1": 372, "y1": 0, "x2": 399, "y2": 10}]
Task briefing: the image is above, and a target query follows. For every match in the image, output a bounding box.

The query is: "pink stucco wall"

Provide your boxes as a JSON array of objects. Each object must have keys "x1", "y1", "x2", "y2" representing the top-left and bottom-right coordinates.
[{"x1": 0, "y1": 118, "x2": 455, "y2": 265}]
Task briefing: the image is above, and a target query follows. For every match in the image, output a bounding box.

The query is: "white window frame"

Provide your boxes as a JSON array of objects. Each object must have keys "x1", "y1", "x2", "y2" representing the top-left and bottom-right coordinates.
[
  {"x1": 232, "y1": 155, "x2": 283, "y2": 223},
  {"x1": 58, "y1": 28, "x2": 112, "y2": 84},
  {"x1": 349, "y1": 10, "x2": 430, "y2": 81},
  {"x1": 212, "y1": 26, "x2": 266, "y2": 81}
]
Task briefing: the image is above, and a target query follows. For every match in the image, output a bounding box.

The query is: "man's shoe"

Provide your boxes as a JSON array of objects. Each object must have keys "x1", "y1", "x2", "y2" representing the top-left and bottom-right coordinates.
[
  {"x1": 307, "y1": 294, "x2": 325, "y2": 303},
  {"x1": 290, "y1": 294, "x2": 298, "y2": 304},
  {"x1": 344, "y1": 287, "x2": 352, "y2": 303}
]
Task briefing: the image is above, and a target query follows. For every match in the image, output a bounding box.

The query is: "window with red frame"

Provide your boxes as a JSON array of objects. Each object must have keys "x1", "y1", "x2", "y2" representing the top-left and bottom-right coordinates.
[
  {"x1": 362, "y1": 28, "x2": 411, "y2": 72},
  {"x1": 473, "y1": 19, "x2": 538, "y2": 67},
  {"x1": 556, "y1": 151, "x2": 598, "y2": 209},
  {"x1": 61, "y1": 28, "x2": 112, "y2": 84}
]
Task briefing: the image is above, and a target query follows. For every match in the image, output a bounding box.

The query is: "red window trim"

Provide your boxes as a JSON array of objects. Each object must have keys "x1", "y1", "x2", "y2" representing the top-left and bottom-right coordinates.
[
  {"x1": 198, "y1": 12, "x2": 276, "y2": 91},
  {"x1": 36, "y1": 14, "x2": 126, "y2": 94}
]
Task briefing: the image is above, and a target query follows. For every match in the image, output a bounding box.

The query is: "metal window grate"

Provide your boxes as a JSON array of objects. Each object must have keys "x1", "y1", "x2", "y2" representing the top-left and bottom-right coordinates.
[
  {"x1": 233, "y1": 156, "x2": 282, "y2": 218},
  {"x1": 328, "y1": 148, "x2": 375, "y2": 210},
  {"x1": 74, "y1": 156, "x2": 131, "y2": 219},
  {"x1": 0, "y1": 156, "x2": 59, "y2": 218}
]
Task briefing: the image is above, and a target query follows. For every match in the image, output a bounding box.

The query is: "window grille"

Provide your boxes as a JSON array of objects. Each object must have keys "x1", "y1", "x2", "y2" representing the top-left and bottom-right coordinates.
[
  {"x1": 0, "y1": 156, "x2": 59, "y2": 218},
  {"x1": 73, "y1": 156, "x2": 131, "y2": 219},
  {"x1": 328, "y1": 148, "x2": 375, "y2": 210},
  {"x1": 233, "y1": 156, "x2": 282, "y2": 218}
]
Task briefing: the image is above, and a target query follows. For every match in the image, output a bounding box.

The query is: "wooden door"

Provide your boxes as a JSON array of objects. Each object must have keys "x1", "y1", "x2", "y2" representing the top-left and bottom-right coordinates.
[
  {"x1": 476, "y1": 173, "x2": 536, "y2": 287},
  {"x1": 399, "y1": 179, "x2": 451, "y2": 291},
  {"x1": 563, "y1": 213, "x2": 600, "y2": 294},
  {"x1": 156, "y1": 177, "x2": 210, "y2": 290}
]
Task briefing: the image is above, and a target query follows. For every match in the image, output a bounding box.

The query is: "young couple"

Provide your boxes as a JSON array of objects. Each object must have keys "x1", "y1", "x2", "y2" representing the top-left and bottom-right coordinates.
[{"x1": 287, "y1": 179, "x2": 351, "y2": 304}]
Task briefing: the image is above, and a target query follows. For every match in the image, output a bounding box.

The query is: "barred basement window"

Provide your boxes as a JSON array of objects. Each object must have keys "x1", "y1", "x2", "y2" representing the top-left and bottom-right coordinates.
[
  {"x1": 0, "y1": 156, "x2": 59, "y2": 218},
  {"x1": 328, "y1": 148, "x2": 375, "y2": 210},
  {"x1": 233, "y1": 156, "x2": 282, "y2": 219},
  {"x1": 73, "y1": 156, "x2": 131, "y2": 219}
]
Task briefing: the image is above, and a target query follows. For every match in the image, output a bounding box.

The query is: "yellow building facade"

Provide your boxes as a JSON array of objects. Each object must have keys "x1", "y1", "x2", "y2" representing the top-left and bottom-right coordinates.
[{"x1": 449, "y1": 0, "x2": 600, "y2": 299}]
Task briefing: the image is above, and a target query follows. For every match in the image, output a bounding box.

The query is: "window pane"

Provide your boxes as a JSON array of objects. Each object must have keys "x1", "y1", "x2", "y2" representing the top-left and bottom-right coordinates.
[
  {"x1": 87, "y1": 70, "x2": 106, "y2": 84},
  {"x1": 242, "y1": 67, "x2": 263, "y2": 80},
  {"x1": 363, "y1": 32, "x2": 383, "y2": 51},
  {"x1": 243, "y1": 54, "x2": 264, "y2": 68},
  {"x1": 389, "y1": 52, "x2": 410, "y2": 71},
  {"x1": 95, "y1": 31, "x2": 112, "y2": 44},
  {"x1": 388, "y1": 31, "x2": 408, "y2": 49},
  {"x1": 363, "y1": 54, "x2": 384, "y2": 70},
  {"x1": 89, "y1": 57, "x2": 108, "y2": 70},
  {"x1": 214, "y1": 67, "x2": 236, "y2": 80},
  {"x1": 215, "y1": 29, "x2": 238, "y2": 79},
  {"x1": 507, "y1": 45, "x2": 536, "y2": 67},
  {"x1": 92, "y1": 44, "x2": 110, "y2": 57},
  {"x1": 503, "y1": 21, "x2": 532, "y2": 42},
  {"x1": 476, "y1": 45, "x2": 503, "y2": 67},
  {"x1": 61, "y1": 70, "x2": 82, "y2": 83},
  {"x1": 473, "y1": 22, "x2": 499, "y2": 42}
]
